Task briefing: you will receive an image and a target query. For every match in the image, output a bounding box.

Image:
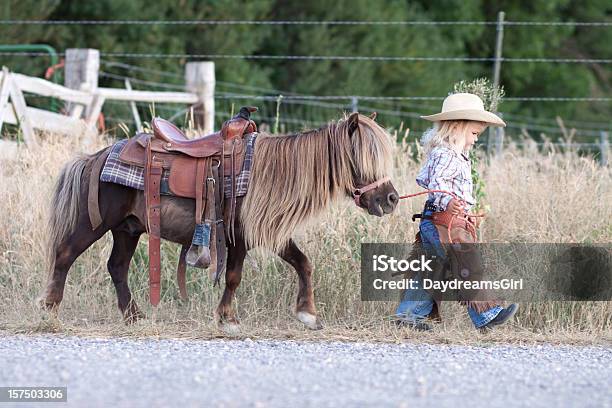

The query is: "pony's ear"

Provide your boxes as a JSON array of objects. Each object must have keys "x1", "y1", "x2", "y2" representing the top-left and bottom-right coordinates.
[
  {"x1": 347, "y1": 112, "x2": 359, "y2": 136},
  {"x1": 369, "y1": 112, "x2": 377, "y2": 121}
]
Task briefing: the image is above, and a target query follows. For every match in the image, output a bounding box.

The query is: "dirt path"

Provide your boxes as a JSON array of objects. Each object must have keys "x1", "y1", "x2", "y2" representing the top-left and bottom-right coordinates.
[{"x1": 1, "y1": 334, "x2": 610, "y2": 407}]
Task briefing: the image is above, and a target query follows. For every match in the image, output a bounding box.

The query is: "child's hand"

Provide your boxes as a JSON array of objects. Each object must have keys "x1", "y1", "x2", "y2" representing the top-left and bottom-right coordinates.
[{"x1": 447, "y1": 198, "x2": 463, "y2": 215}]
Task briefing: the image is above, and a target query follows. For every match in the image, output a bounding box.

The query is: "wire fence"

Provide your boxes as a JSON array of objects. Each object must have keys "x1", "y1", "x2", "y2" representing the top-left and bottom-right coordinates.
[
  {"x1": 1, "y1": 19, "x2": 611, "y2": 27},
  {"x1": 3, "y1": 16, "x2": 610, "y2": 159},
  {"x1": 17, "y1": 59, "x2": 609, "y2": 142},
  {"x1": 3, "y1": 51, "x2": 612, "y2": 64},
  {"x1": 3, "y1": 56, "x2": 607, "y2": 163},
  {"x1": 89, "y1": 60, "x2": 610, "y2": 140}
]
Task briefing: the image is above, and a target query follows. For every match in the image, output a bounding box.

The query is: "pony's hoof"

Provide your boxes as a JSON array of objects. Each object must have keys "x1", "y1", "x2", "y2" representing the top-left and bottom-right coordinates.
[
  {"x1": 123, "y1": 309, "x2": 145, "y2": 325},
  {"x1": 296, "y1": 311, "x2": 323, "y2": 330},
  {"x1": 219, "y1": 321, "x2": 241, "y2": 336},
  {"x1": 36, "y1": 296, "x2": 60, "y2": 314},
  {"x1": 214, "y1": 310, "x2": 241, "y2": 336}
]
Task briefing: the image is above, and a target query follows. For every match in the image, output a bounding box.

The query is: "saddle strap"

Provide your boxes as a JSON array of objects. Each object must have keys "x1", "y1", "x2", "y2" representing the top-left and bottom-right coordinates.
[
  {"x1": 211, "y1": 164, "x2": 227, "y2": 285},
  {"x1": 229, "y1": 139, "x2": 237, "y2": 244},
  {"x1": 88, "y1": 147, "x2": 111, "y2": 231},
  {"x1": 204, "y1": 163, "x2": 218, "y2": 277},
  {"x1": 177, "y1": 244, "x2": 189, "y2": 300},
  {"x1": 145, "y1": 141, "x2": 163, "y2": 306},
  {"x1": 220, "y1": 140, "x2": 225, "y2": 221},
  {"x1": 194, "y1": 158, "x2": 207, "y2": 225}
]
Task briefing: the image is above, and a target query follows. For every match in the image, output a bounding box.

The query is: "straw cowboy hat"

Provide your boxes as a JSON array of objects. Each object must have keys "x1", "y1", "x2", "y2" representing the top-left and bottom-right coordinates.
[{"x1": 421, "y1": 93, "x2": 506, "y2": 127}]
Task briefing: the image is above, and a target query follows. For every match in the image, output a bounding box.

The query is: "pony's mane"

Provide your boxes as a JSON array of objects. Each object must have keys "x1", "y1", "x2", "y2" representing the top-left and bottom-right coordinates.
[{"x1": 240, "y1": 114, "x2": 394, "y2": 253}]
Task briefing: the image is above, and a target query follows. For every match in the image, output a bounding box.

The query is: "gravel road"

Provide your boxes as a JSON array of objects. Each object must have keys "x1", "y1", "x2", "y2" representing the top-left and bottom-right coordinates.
[{"x1": 0, "y1": 334, "x2": 610, "y2": 407}]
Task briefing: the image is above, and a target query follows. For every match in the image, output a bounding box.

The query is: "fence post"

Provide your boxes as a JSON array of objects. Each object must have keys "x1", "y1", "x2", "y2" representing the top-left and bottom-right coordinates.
[
  {"x1": 0, "y1": 67, "x2": 11, "y2": 134},
  {"x1": 185, "y1": 62, "x2": 215, "y2": 134},
  {"x1": 600, "y1": 131, "x2": 609, "y2": 166},
  {"x1": 494, "y1": 112, "x2": 505, "y2": 155},
  {"x1": 488, "y1": 11, "x2": 505, "y2": 156},
  {"x1": 64, "y1": 48, "x2": 99, "y2": 118},
  {"x1": 492, "y1": 11, "x2": 505, "y2": 93},
  {"x1": 351, "y1": 96, "x2": 359, "y2": 113},
  {"x1": 4, "y1": 67, "x2": 36, "y2": 145},
  {"x1": 494, "y1": 125, "x2": 504, "y2": 156},
  {"x1": 124, "y1": 79, "x2": 143, "y2": 132}
]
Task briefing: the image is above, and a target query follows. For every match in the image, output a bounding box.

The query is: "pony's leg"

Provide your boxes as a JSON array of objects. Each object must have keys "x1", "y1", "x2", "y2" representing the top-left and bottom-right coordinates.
[
  {"x1": 40, "y1": 220, "x2": 111, "y2": 311},
  {"x1": 108, "y1": 227, "x2": 143, "y2": 323},
  {"x1": 279, "y1": 239, "x2": 323, "y2": 330},
  {"x1": 215, "y1": 237, "x2": 247, "y2": 335},
  {"x1": 41, "y1": 169, "x2": 136, "y2": 313}
]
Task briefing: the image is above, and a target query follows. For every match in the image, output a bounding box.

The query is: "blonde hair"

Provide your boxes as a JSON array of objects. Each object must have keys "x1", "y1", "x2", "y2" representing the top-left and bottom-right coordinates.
[{"x1": 421, "y1": 120, "x2": 485, "y2": 155}]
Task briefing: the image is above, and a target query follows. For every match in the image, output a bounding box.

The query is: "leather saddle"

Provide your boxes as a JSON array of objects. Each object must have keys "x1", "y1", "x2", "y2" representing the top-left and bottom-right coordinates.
[{"x1": 117, "y1": 106, "x2": 258, "y2": 306}]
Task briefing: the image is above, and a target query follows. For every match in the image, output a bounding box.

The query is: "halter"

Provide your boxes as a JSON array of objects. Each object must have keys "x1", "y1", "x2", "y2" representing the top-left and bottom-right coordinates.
[{"x1": 352, "y1": 176, "x2": 391, "y2": 206}]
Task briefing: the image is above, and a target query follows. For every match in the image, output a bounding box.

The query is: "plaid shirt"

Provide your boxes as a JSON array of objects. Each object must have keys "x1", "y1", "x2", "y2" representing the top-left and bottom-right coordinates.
[{"x1": 416, "y1": 146, "x2": 475, "y2": 211}]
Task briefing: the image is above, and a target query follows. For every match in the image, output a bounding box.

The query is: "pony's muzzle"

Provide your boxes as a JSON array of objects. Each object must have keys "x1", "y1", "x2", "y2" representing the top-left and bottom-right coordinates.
[{"x1": 387, "y1": 192, "x2": 399, "y2": 208}]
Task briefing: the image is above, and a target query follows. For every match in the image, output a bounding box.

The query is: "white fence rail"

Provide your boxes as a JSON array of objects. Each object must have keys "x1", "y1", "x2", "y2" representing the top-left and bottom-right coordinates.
[{"x1": 0, "y1": 49, "x2": 215, "y2": 146}]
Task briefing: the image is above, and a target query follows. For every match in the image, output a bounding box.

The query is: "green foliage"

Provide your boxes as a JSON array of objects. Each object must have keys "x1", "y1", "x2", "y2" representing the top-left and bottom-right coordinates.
[
  {"x1": 453, "y1": 77, "x2": 505, "y2": 111},
  {"x1": 0, "y1": 1, "x2": 60, "y2": 77},
  {"x1": 475, "y1": 0, "x2": 610, "y2": 123},
  {"x1": 0, "y1": 0, "x2": 609, "y2": 132},
  {"x1": 273, "y1": 94, "x2": 283, "y2": 134},
  {"x1": 453, "y1": 77, "x2": 506, "y2": 212},
  {"x1": 469, "y1": 149, "x2": 488, "y2": 213}
]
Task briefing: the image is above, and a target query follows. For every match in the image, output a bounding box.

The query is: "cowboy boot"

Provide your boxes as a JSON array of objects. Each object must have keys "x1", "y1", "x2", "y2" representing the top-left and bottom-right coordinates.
[
  {"x1": 186, "y1": 222, "x2": 212, "y2": 268},
  {"x1": 480, "y1": 303, "x2": 519, "y2": 330}
]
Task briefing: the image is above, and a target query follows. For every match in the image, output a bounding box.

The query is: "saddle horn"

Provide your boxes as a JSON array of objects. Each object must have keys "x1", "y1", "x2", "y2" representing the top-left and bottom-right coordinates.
[{"x1": 238, "y1": 106, "x2": 258, "y2": 120}]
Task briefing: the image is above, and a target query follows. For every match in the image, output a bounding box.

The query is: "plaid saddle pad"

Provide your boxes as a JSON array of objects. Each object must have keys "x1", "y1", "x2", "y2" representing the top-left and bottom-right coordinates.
[{"x1": 100, "y1": 133, "x2": 257, "y2": 198}]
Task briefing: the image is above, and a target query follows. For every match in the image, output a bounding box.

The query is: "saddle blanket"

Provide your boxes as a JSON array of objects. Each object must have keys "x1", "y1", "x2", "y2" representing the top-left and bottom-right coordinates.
[{"x1": 100, "y1": 133, "x2": 257, "y2": 198}]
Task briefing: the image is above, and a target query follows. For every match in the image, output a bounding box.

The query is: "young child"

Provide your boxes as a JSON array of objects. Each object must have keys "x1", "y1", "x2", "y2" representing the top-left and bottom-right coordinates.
[{"x1": 395, "y1": 93, "x2": 518, "y2": 331}]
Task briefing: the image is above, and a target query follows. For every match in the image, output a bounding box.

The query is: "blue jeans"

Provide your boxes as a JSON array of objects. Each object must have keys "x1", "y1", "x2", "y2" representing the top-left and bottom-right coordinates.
[{"x1": 395, "y1": 207, "x2": 502, "y2": 328}]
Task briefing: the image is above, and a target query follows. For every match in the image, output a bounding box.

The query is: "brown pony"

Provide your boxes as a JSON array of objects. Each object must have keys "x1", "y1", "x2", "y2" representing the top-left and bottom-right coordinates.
[{"x1": 39, "y1": 112, "x2": 398, "y2": 333}]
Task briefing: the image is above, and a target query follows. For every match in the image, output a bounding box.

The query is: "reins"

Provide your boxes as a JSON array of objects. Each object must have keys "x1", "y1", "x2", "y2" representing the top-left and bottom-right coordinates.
[
  {"x1": 354, "y1": 179, "x2": 485, "y2": 244},
  {"x1": 398, "y1": 189, "x2": 486, "y2": 244}
]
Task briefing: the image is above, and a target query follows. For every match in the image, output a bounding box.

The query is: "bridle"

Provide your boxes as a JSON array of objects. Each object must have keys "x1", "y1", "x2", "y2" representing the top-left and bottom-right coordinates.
[{"x1": 352, "y1": 176, "x2": 390, "y2": 206}]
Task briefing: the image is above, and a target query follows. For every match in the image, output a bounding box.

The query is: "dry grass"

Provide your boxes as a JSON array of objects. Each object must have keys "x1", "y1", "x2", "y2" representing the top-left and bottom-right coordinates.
[{"x1": 0, "y1": 134, "x2": 610, "y2": 345}]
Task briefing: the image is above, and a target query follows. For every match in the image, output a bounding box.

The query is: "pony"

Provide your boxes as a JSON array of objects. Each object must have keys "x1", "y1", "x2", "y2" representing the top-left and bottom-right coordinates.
[{"x1": 39, "y1": 112, "x2": 399, "y2": 333}]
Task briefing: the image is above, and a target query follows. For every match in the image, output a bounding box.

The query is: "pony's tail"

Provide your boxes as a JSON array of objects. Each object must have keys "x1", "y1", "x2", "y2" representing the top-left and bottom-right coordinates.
[{"x1": 47, "y1": 154, "x2": 90, "y2": 267}]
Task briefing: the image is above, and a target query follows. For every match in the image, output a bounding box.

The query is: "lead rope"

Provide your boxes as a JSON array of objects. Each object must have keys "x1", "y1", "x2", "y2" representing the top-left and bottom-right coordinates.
[{"x1": 398, "y1": 189, "x2": 486, "y2": 244}]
